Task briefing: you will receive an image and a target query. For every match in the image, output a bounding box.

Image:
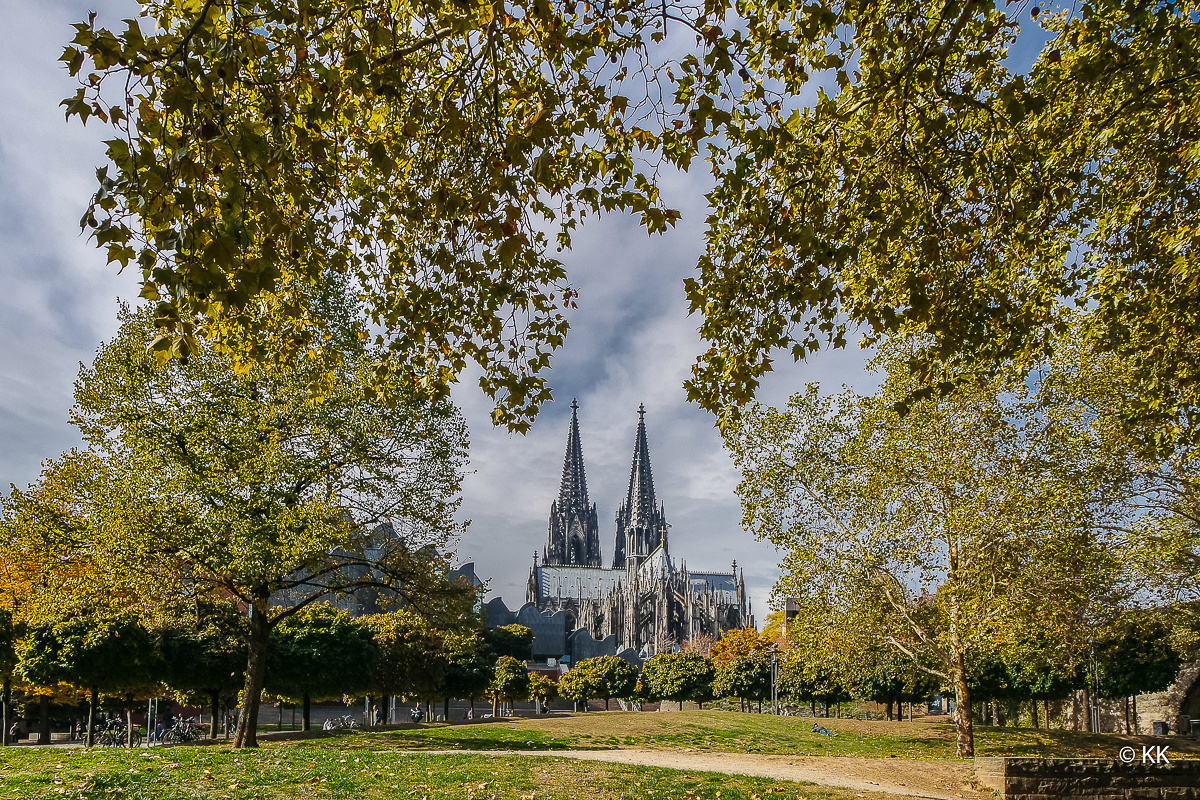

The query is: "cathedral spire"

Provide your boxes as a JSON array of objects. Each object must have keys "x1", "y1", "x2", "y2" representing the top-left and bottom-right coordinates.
[
  {"x1": 543, "y1": 399, "x2": 602, "y2": 567},
  {"x1": 613, "y1": 404, "x2": 669, "y2": 568},
  {"x1": 558, "y1": 398, "x2": 589, "y2": 510},
  {"x1": 626, "y1": 403, "x2": 656, "y2": 527}
]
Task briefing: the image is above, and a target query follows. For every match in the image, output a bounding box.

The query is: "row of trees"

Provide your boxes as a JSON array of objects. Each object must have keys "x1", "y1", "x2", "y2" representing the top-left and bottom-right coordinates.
[{"x1": 1, "y1": 598, "x2": 539, "y2": 746}]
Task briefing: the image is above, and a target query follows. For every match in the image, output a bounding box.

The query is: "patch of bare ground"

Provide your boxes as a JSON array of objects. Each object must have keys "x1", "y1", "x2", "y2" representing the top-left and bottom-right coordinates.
[{"x1": 417, "y1": 749, "x2": 992, "y2": 800}]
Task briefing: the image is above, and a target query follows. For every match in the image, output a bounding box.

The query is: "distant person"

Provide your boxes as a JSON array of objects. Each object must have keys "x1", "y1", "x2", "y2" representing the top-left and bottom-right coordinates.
[{"x1": 811, "y1": 724, "x2": 837, "y2": 737}]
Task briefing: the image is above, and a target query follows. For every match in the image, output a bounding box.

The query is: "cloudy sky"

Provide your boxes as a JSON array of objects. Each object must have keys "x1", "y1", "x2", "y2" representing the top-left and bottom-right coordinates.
[{"x1": 0, "y1": 0, "x2": 881, "y2": 620}]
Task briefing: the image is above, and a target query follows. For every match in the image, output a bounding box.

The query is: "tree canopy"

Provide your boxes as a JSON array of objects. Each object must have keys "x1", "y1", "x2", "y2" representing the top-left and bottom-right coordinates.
[
  {"x1": 725, "y1": 346, "x2": 1138, "y2": 755},
  {"x1": 7, "y1": 307, "x2": 472, "y2": 747},
  {"x1": 686, "y1": 0, "x2": 1200, "y2": 456},
  {"x1": 562, "y1": 656, "x2": 638, "y2": 710},
  {"x1": 641, "y1": 652, "x2": 715, "y2": 710},
  {"x1": 266, "y1": 605, "x2": 377, "y2": 729},
  {"x1": 60, "y1": 0, "x2": 1200, "y2": 444}
]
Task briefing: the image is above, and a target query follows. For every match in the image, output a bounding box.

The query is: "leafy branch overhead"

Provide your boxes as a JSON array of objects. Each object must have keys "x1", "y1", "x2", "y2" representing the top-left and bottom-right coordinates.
[
  {"x1": 686, "y1": 0, "x2": 1200, "y2": 454},
  {"x1": 61, "y1": 0, "x2": 710, "y2": 432},
  {"x1": 62, "y1": 0, "x2": 1200, "y2": 448}
]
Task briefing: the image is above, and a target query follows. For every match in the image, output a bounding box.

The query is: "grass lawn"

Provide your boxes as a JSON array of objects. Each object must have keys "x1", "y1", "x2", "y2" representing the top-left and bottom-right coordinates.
[
  {"x1": 0, "y1": 746, "x2": 890, "y2": 800},
  {"x1": 321, "y1": 710, "x2": 1200, "y2": 760}
]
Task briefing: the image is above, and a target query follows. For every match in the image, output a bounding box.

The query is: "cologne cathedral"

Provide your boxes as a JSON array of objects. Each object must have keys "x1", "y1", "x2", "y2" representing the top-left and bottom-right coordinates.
[{"x1": 525, "y1": 401, "x2": 754, "y2": 656}]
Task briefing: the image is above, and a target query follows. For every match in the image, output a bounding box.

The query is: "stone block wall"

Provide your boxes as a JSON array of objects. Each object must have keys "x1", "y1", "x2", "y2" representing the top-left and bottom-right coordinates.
[{"x1": 975, "y1": 757, "x2": 1200, "y2": 799}]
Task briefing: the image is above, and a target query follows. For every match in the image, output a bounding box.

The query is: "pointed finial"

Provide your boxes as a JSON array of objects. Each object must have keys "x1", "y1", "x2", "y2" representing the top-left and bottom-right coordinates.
[
  {"x1": 533, "y1": 551, "x2": 539, "y2": 566},
  {"x1": 571, "y1": 397, "x2": 579, "y2": 411},
  {"x1": 638, "y1": 403, "x2": 645, "y2": 419}
]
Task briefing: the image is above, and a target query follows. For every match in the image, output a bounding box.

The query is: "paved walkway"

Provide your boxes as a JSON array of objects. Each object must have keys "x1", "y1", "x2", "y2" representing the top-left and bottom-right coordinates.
[{"x1": 409, "y1": 748, "x2": 992, "y2": 800}]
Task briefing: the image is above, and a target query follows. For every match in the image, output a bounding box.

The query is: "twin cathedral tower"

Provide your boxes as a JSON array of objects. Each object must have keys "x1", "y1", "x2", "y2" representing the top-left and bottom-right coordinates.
[{"x1": 524, "y1": 400, "x2": 753, "y2": 656}]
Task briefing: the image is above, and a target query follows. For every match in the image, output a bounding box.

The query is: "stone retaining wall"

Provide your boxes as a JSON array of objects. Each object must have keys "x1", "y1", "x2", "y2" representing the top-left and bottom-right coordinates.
[{"x1": 975, "y1": 756, "x2": 1200, "y2": 799}]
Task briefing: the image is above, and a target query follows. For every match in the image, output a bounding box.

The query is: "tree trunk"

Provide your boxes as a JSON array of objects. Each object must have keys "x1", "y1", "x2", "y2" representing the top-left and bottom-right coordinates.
[
  {"x1": 234, "y1": 594, "x2": 271, "y2": 748},
  {"x1": 1, "y1": 678, "x2": 10, "y2": 746},
  {"x1": 211, "y1": 690, "x2": 221, "y2": 739},
  {"x1": 38, "y1": 695, "x2": 51, "y2": 745},
  {"x1": 1030, "y1": 699, "x2": 1039, "y2": 729},
  {"x1": 1082, "y1": 687, "x2": 1093, "y2": 733},
  {"x1": 86, "y1": 687, "x2": 97, "y2": 747},
  {"x1": 949, "y1": 652, "x2": 974, "y2": 757},
  {"x1": 277, "y1": 704, "x2": 283, "y2": 730},
  {"x1": 1123, "y1": 697, "x2": 1131, "y2": 734},
  {"x1": 444, "y1": 697, "x2": 450, "y2": 722},
  {"x1": 1044, "y1": 699, "x2": 1051, "y2": 730},
  {"x1": 302, "y1": 692, "x2": 311, "y2": 731},
  {"x1": 885, "y1": 700, "x2": 893, "y2": 721},
  {"x1": 1132, "y1": 695, "x2": 1138, "y2": 734},
  {"x1": 126, "y1": 694, "x2": 136, "y2": 747},
  {"x1": 492, "y1": 693, "x2": 498, "y2": 718}
]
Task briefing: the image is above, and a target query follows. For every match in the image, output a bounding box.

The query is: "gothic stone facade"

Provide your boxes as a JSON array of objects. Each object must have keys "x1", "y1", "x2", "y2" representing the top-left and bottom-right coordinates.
[{"x1": 525, "y1": 401, "x2": 753, "y2": 657}]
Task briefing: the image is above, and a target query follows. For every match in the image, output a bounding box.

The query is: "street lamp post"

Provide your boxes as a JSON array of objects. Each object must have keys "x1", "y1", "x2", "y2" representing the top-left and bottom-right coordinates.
[{"x1": 770, "y1": 651, "x2": 779, "y2": 714}]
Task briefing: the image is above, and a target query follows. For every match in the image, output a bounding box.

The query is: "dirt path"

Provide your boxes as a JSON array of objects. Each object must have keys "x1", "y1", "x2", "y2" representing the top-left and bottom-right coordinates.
[{"x1": 411, "y1": 749, "x2": 993, "y2": 800}]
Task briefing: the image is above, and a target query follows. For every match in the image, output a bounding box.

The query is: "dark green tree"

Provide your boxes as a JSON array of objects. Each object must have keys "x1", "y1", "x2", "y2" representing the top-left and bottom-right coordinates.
[
  {"x1": 265, "y1": 606, "x2": 376, "y2": 731},
  {"x1": 158, "y1": 604, "x2": 248, "y2": 739},
  {"x1": 16, "y1": 609, "x2": 157, "y2": 747},
  {"x1": 489, "y1": 656, "x2": 530, "y2": 718},
  {"x1": 439, "y1": 631, "x2": 493, "y2": 719},
  {"x1": 484, "y1": 625, "x2": 533, "y2": 663},
  {"x1": 1094, "y1": 616, "x2": 1182, "y2": 702},
  {"x1": 0, "y1": 610, "x2": 17, "y2": 746},
  {"x1": 714, "y1": 654, "x2": 772, "y2": 712},
  {"x1": 641, "y1": 653, "x2": 716, "y2": 711},
  {"x1": 852, "y1": 651, "x2": 939, "y2": 722}
]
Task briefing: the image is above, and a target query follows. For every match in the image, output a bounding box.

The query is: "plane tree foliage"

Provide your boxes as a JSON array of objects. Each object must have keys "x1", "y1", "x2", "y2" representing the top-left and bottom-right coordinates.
[
  {"x1": 687, "y1": 0, "x2": 1200, "y2": 457},
  {"x1": 35, "y1": 307, "x2": 471, "y2": 748},
  {"x1": 60, "y1": 0, "x2": 1200, "y2": 446},
  {"x1": 724, "y1": 346, "x2": 1138, "y2": 756}
]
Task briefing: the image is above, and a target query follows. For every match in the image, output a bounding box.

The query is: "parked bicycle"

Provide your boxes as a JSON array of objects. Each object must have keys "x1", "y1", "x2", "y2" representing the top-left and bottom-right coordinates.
[
  {"x1": 161, "y1": 717, "x2": 202, "y2": 745},
  {"x1": 96, "y1": 720, "x2": 142, "y2": 748},
  {"x1": 322, "y1": 714, "x2": 360, "y2": 730}
]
